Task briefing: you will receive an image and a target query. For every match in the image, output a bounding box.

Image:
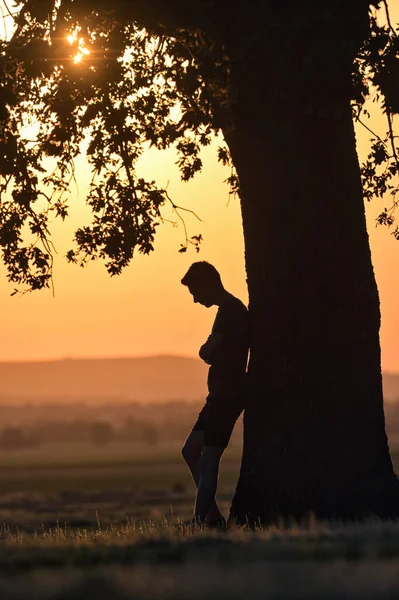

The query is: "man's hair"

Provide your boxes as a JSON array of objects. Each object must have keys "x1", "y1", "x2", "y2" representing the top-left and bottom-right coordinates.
[{"x1": 181, "y1": 261, "x2": 222, "y2": 288}]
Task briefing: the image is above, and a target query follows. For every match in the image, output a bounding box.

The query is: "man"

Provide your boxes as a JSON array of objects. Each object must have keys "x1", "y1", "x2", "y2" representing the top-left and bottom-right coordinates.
[{"x1": 181, "y1": 261, "x2": 249, "y2": 526}]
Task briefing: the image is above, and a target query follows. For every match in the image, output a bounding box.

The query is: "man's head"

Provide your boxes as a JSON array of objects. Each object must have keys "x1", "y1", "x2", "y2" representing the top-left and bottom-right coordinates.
[{"x1": 181, "y1": 261, "x2": 223, "y2": 307}]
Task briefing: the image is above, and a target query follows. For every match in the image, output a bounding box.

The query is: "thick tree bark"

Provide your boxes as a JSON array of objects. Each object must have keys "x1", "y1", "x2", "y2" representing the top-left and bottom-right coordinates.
[{"x1": 226, "y1": 3, "x2": 399, "y2": 524}]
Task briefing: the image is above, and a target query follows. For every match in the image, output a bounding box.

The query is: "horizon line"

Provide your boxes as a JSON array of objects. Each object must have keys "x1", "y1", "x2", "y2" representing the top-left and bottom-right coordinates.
[
  {"x1": 0, "y1": 355, "x2": 397, "y2": 375},
  {"x1": 0, "y1": 353, "x2": 200, "y2": 364}
]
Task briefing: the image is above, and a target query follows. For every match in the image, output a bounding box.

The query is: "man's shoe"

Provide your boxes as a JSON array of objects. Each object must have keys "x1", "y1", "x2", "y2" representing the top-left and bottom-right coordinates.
[
  {"x1": 181, "y1": 517, "x2": 204, "y2": 528},
  {"x1": 205, "y1": 517, "x2": 227, "y2": 531}
]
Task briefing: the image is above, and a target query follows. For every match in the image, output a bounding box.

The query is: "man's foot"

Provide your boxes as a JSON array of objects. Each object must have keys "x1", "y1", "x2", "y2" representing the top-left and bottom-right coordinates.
[
  {"x1": 181, "y1": 516, "x2": 204, "y2": 528},
  {"x1": 205, "y1": 516, "x2": 227, "y2": 531}
]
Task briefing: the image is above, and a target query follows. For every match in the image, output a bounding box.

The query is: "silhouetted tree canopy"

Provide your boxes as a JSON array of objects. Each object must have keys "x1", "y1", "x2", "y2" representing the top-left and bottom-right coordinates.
[{"x1": 0, "y1": 0, "x2": 398, "y2": 291}]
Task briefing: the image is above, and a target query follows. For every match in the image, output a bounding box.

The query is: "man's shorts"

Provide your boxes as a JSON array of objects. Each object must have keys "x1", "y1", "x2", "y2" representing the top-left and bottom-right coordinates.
[{"x1": 191, "y1": 395, "x2": 244, "y2": 449}]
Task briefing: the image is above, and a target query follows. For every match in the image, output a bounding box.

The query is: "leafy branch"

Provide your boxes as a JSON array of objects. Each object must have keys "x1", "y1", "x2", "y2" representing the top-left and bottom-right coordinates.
[
  {"x1": 0, "y1": 3, "x2": 232, "y2": 291},
  {"x1": 352, "y1": 4, "x2": 399, "y2": 235}
]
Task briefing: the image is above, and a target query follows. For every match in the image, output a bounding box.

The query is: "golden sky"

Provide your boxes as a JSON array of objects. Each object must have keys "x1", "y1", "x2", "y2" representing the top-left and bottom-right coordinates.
[{"x1": 1, "y1": 3, "x2": 399, "y2": 371}]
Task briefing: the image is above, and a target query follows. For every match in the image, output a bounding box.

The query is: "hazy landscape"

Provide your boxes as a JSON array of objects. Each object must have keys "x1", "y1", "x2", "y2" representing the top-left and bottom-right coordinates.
[
  {"x1": 2, "y1": 355, "x2": 399, "y2": 403},
  {"x1": 0, "y1": 356, "x2": 208, "y2": 404},
  {"x1": 0, "y1": 394, "x2": 399, "y2": 599},
  {"x1": 0, "y1": 358, "x2": 399, "y2": 599}
]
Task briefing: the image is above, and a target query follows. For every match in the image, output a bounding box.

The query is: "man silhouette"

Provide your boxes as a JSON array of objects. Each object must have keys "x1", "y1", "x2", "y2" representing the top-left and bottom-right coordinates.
[{"x1": 181, "y1": 261, "x2": 249, "y2": 526}]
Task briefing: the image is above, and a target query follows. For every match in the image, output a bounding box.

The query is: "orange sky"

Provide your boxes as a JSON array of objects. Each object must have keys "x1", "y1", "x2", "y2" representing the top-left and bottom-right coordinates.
[{"x1": 1, "y1": 3, "x2": 399, "y2": 370}]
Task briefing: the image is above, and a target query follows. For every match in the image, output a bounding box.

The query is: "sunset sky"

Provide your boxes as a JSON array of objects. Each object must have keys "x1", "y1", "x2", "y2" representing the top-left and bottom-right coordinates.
[{"x1": 1, "y1": 2, "x2": 399, "y2": 370}]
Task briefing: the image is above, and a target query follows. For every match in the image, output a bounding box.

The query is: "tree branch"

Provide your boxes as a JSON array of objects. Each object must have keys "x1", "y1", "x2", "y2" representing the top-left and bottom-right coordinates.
[
  {"x1": 52, "y1": 0, "x2": 216, "y2": 35},
  {"x1": 382, "y1": 0, "x2": 398, "y2": 38}
]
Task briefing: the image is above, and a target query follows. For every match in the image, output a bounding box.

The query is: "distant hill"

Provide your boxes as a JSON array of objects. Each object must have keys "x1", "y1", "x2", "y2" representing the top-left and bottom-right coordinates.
[
  {"x1": 382, "y1": 372, "x2": 399, "y2": 403},
  {"x1": 0, "y1": 356, "x2": 208, "y2": 404},
  {"x1": 0, "y1": 356, "x2": 398, "y2": 404}
]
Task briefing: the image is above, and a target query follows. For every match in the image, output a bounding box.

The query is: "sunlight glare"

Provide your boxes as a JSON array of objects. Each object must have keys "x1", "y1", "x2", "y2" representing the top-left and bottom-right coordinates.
[{"x1": 67, "y1": 33, "x2": 90, "y2": 64}]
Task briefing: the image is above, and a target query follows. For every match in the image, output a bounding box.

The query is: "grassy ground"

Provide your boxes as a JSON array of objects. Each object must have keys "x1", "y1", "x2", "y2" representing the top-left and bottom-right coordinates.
[
  {"x1": 0, "y1": 441, "x2": 242, "y2": 528},
  {"x1": 2, "y1": 520, "x2": 399, "y2": 599},
  {"x1": 1, "y1": 442, "x2": 399, "y2": 599}
]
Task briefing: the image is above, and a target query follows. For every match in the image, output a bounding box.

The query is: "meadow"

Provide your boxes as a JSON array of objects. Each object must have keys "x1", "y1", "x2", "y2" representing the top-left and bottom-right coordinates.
[{"x1": 1, "y1": 401, "x2": 399, "y2": 599}]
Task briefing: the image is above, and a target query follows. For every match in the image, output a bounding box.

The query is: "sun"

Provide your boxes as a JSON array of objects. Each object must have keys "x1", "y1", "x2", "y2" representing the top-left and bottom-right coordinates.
[{"x1": 67, "y1": 32, "x2": 90, "y2": 64}]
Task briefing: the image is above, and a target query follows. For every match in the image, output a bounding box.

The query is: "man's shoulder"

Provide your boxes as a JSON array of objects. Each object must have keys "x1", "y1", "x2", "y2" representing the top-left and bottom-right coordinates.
[
  {"x1": 226, "y1": 295, "x2": 248, "y2": 312},
  {"x1": 220, "y1": 295, "x2": 248, "y2": 319}
]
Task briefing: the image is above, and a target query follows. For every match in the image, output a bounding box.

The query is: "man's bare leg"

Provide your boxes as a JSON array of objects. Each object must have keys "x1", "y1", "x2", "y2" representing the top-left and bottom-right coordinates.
[
  {"x1": 194, "y1": 445, "x2": 224, "y2": 523},
  {"x1": 182, "y1": 431, "x2": 223, "y2": 522}
]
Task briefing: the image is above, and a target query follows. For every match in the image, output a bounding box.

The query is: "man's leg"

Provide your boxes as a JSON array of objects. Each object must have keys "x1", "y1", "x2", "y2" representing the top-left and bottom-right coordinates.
[
  {"x1": 182, "y1": 431, "x2": 223, "y2": 522},
  {"x1": 194, "y1": 445, "x2": 224, "y2": 523}
]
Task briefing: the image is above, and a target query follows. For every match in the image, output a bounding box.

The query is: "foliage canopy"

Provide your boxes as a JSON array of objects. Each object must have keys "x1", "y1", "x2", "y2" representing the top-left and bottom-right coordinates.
[{"x1": 0, "y1": 0, "x2": 398, "y2": 291}]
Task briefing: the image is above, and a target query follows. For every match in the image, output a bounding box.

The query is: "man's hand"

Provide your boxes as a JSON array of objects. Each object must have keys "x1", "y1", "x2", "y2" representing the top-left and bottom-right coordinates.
[{"x1": 199, "y1": 332, "x2": 223, "y2": 364}]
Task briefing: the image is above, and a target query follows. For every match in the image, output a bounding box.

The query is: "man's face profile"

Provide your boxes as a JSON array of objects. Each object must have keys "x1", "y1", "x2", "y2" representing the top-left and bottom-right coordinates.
[{"x1": 188, "y1": 282, "x2": 214, "y2": 308}]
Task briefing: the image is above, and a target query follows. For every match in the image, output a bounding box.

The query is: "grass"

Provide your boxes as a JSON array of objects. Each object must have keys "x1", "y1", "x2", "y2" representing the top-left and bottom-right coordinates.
[
  {"x1": 0, "y1": 441, "x2": 241, "y2": 529},
  {"x1": 4, "y1": 517, "x2": 399, "y2": 561},
  {"x1": 2, "y1": 520, "x2": 399, "y2": 599},
  {"x1": 1, "y1": 442, "x2": 399, "y2": 598}
]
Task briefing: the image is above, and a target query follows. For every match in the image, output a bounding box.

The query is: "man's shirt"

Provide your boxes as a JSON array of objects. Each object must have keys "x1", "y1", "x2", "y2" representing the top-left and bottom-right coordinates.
[{"x1": 202, "y1": 294, "x2": 249, "y2": 399}]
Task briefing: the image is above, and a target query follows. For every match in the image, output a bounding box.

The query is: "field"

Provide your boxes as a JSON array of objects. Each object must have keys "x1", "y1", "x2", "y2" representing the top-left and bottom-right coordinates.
[
  {"x1": 1, "y1": 403, "x2": 399, "y2": 598},
  {"x1": 0, "y1": 440, "x2": 243, "y2": 528}
]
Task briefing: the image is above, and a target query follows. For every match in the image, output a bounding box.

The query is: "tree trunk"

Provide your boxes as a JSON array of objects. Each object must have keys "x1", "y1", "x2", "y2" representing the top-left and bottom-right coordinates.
[{"x1": 225, "y1": 2, "x2": 399, "y2": 524}]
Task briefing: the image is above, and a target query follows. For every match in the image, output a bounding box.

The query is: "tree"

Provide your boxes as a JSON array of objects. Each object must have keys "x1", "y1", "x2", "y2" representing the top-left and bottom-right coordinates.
[
  {"x1": 0, "y1": 426, "x2": 40, "y2": 449},
  {"x1": 1, "y1": 0, "x2": 399, "y2": 523},
  {"x1": 91, "y1": 420, "x2": 113, "y2": 446}
]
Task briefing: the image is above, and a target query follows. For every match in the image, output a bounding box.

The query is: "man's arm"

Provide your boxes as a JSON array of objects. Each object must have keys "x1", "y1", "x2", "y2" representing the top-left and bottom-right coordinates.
[{"x1": 199, "y1": 333, "x2": 224, "y2": 364}]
